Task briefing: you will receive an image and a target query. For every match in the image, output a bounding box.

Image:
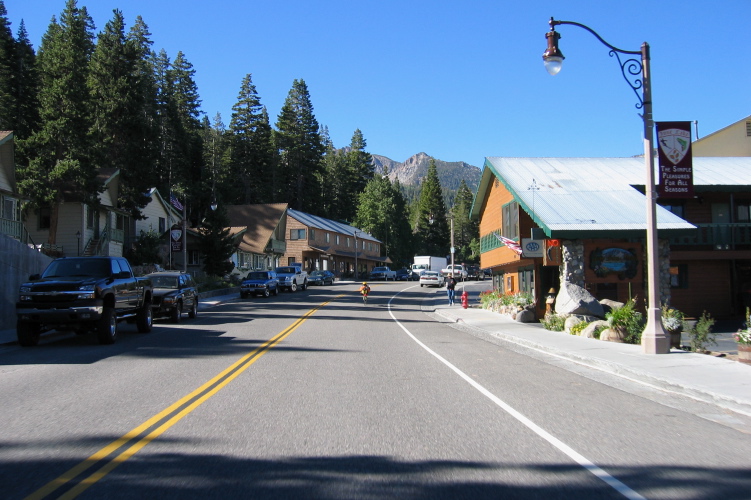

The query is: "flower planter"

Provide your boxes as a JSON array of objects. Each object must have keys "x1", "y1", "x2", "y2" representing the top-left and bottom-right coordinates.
[
  {"x1": 668, "y1": 329, "x2": 682, "y2": 349},
  {"x1": 738, "y1": 344, "x2": 751, "y2": 365}
]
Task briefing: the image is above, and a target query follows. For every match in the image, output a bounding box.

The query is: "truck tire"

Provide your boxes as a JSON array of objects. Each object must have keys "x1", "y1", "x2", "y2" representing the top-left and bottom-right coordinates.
[
  {"x1": 97, "y1": 307, "x2": 117, "y2": 344},
  {"x1": 17, "y1": 321, "x2": 41, "y2": 347},
  {"x1": 289, "y1": 283, "x2": 297, "y2": 292},
  {"x1": 188, "y1": 300, "x2": 198, "y2": 319},
  {"x1": 262, "y1": 288, "x2": 270, "y2": 298},
  {"x1": 137, "y1": 301, "x2": 153, "y2": 333},
  {"x1": 171, "y1": 301, "x2": 182, "y2": 323},
  {"x1": 301, "y1": 280, "x2": 307, "y2": 291},
  {"x1": 273, "y1": 287, "x2": 279, "y2": 296}
]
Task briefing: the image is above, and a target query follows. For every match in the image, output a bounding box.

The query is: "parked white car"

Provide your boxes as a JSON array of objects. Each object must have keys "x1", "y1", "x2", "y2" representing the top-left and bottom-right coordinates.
[{"x1": 419, "y1": 271, "x2": 445, "y2": 288}]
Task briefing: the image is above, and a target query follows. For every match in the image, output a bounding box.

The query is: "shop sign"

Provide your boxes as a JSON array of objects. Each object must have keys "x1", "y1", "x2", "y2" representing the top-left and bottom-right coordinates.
[{"x1": 521, "y1": 238, "x2": 544, "y2": 258}]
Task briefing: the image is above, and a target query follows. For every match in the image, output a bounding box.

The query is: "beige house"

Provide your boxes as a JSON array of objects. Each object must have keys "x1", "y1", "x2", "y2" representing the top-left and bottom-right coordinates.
[
  {"x1": 0, "y1": 131, "x2": 24, "y2": 243},
  {"x1": 24, "y1": 168, "x2": 129, "y2": 258},
  {"x1": 693, "y1": 115, "x2": 751, "y2": 157}
]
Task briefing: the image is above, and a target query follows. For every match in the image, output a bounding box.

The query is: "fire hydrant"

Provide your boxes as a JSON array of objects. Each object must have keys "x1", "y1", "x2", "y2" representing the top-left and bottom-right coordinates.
[{"x1": 461, "y1": 290, "x2": 469, "y2": 309}]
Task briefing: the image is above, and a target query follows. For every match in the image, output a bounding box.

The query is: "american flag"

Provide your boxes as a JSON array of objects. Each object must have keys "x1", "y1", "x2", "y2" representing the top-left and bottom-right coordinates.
[
  {"x1": 494, "y1": 233, "x2": 523, "y2": 255},
  {"x1": 170, "y1": 194, "x2": 184, "y2": 211}
]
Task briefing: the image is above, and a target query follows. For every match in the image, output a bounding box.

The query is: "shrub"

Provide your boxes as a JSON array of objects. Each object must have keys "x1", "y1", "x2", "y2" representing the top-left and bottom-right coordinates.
[
  {"x1": 592, "y1": 324, "x2": 606, "y2": 340},
  {"x1": 479, "y1": 290, "x2": 535, "y2": 311},
  {"x1": 688, "y1": 311, "x2": 716, "y2": 352},
  {"x1": 734, "y1": 307, "x2": 751, "y2": 345},
  {"x1": 569, "y1": 320, "x2": 589, "y2": 336},
  {"x1": 606, "y1": 300, "x2": 644, "y2": 344},
  {"x1": 541, "y1": 312, "x2": 565, "y2": 331}
]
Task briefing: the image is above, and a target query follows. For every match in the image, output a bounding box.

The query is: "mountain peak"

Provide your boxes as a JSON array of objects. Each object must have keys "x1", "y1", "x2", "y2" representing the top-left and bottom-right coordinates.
[{"x1": 372, "y1": 153, "x2": 481, "y2": 192}]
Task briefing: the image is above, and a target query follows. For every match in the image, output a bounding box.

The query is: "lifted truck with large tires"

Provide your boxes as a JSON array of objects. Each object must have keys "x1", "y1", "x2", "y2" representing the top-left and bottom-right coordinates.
[{"x1": 16, "y1": 257, "x2": 153, "y2": 346}]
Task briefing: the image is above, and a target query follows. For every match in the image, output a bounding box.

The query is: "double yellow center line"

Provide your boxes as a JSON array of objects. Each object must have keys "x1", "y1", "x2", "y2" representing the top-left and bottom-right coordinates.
[{"x1": 26, "y1": 298, "x2": 338, "y2": 500}]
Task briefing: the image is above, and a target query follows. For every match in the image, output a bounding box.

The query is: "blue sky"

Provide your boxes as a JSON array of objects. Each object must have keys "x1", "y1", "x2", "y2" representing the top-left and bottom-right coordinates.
[{"x1": 11, "y1": 0, "x2": 751, "y2": 167}]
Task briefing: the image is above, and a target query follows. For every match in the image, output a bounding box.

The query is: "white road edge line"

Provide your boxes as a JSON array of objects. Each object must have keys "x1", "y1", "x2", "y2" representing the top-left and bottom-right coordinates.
[{"x1": 387, "y1": 290, "x2": 645, "y2": 500}]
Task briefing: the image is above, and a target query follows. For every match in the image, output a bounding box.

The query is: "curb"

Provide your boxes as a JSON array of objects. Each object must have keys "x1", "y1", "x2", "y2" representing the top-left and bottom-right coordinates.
[{"x1": 431, "y1": 305, "x2": 751, "y2": 417}]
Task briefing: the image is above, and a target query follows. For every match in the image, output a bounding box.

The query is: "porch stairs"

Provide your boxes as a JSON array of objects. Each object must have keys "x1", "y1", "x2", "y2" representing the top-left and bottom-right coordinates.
[{"x1": 82, "y1": 238, "x2": 99, "y2": 256}]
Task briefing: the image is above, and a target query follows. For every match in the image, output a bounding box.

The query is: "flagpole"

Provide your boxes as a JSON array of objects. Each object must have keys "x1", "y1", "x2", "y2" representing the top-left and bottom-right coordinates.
[{"x1": 168, "y1": 189, "x2": 172, "y2": 270}]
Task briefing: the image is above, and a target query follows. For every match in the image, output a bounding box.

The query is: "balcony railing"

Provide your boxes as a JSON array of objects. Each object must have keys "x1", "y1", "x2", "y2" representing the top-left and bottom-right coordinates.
[
  {"x1": 0, "y1": 217, "x2": 22, "y2": 239},
  {"x1": 669, "y1": 223, "x2": 751, "y2": 249}
]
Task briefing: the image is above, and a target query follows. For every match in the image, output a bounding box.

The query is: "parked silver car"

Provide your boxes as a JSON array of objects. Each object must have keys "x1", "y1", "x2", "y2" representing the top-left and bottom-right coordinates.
[{"x1": 419, "y1": 271, "x2": 445, "y2": 288}]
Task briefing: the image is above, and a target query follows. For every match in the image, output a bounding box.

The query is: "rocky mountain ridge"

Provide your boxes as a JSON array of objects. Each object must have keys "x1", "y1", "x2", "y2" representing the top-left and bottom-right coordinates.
[{"x1": 372, "y1": 152, "x2": 481, "y2": 192}]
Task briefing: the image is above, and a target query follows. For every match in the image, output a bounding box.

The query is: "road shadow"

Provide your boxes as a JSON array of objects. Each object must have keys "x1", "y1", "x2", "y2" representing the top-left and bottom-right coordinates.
[{"x1": 4, "y1": 448, "x2": 751, "y2": 499}]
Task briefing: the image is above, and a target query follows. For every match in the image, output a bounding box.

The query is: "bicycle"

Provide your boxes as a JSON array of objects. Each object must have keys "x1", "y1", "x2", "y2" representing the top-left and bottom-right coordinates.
[{"x1": 359, "y1": 282, "x2": 371, "y2": 305}]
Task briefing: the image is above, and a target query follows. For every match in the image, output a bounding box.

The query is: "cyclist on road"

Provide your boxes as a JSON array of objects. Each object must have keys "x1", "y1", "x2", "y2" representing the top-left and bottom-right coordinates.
[{"x1": 359, "y1": 282, "x2": 371, "y2": 304}]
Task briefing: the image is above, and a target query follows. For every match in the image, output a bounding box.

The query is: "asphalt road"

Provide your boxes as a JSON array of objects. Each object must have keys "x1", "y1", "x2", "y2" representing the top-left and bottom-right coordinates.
[{"x1": 1, "y1": 282, "x2": 750, "y2": 499}]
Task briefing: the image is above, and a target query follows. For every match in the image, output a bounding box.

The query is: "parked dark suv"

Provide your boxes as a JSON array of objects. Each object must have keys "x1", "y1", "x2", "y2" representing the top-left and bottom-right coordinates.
[
  {"x1": 466, "y1": 265, "x2": 483, "y2": 281},
  {"x1": 240, "y1": 271, "x2": 279, "y2": 298},
  {"x1": 145, "y1": 271, "x2": 199, "y2": 323}
]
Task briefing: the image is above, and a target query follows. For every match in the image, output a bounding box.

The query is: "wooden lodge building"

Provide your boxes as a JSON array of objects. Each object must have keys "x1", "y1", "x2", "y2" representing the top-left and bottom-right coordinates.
[{"x1": 471, "y1": 156, "x2": 751, "y2": 321}]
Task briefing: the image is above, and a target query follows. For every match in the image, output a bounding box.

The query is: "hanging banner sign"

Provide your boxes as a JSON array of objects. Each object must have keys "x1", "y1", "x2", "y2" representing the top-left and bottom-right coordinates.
[
  {"x1": 171, "y1": 229, "x2": 183, "y2": 252},
  {"x1": 656, "y1": 121, "x2": 694, "y2": 198}
]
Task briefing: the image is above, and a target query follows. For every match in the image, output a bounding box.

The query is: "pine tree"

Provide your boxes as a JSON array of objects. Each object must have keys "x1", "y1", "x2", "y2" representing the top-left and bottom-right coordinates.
[
  {"x1": 274, "y1": 79, "x2": 324, "y2": 211},
  {"x1": 88, "y1": 9, "x2": 155, "y2": 215},
  {"x1": 17, "y1": 0, "x2": 97, "y2": 245},
  {"x1": 389, "y1": 177, "x2": 416, "y2": 265},
  {"x1": 126, "y1": 15, "x2": 160, "y2": 198},
  {"x1": 346, "y1": 128, "x2": 373, "y2": 195},
  {"x1": 354, "y1": 168, "x2": 414, "y2": 266},
  {"x1": 451, "y1": 179, "x2": 479, "y2": 262},
  {"x1": 319, "y1": 127, "x2": 348, "y2": 220},
  {"x1": 197, "y1": 204, "x2": 235, "y2": 277},
  {"x1": 13, "y1": 20, "x2": 39, "y2": 142},
  {"x1": 152, "y1": 48, "x2": 178, "y2": 194},
  {"x1": 168, "y1": 51, "x2": 203, "y2": 211},
  {"x1": 201, "y1": 112, "x2": 227, "y2": 212},
  {"x1": 414, "y1": 159, "x2": 450, "y2": 256},
  {"x1": 229, "y1": 74, "x2": 275, "y2": 204},
  {"x1": 0, "y1": 0, "x2": 15, "y2": 130}
]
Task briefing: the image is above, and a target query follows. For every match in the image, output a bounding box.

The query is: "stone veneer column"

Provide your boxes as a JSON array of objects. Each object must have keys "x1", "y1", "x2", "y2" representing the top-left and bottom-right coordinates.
[{"x1": 559, "y1": 240, "x2": 585, "y2": 288}]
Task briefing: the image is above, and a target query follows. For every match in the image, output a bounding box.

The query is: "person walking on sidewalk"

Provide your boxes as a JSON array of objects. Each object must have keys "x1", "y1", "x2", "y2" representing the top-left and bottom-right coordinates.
[{"x1": 446, "y1": 276, "x2": 457, "y2": 305}]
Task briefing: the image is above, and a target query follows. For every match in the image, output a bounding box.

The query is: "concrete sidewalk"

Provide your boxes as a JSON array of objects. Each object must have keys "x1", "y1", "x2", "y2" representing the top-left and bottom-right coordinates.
[{"x1": 430, "y1": 301, "x2": 751, "y2": 417}]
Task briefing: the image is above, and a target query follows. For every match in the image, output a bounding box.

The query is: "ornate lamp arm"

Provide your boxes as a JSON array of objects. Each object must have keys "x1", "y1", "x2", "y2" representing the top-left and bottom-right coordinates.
[{"x1": 548, "y1": 18, "x2": 648, "y2": 111}]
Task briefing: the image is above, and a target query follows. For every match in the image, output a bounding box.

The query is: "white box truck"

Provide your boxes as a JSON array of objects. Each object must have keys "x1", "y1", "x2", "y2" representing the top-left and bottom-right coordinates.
[{"x1": 411, "y1": 256, "x2": 448, "y2": 278}]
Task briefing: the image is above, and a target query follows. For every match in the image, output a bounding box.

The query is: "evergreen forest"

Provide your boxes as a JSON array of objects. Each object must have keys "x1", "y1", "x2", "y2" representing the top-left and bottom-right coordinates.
[{"x1": 0, "y1": 0, "x2": 479, "y2": 270}]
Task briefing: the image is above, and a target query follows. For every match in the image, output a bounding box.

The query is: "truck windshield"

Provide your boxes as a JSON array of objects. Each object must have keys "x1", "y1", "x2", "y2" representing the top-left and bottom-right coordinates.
[
  {"x1": 247, "y1": 272, "x2": 268, "y2": 280},
  {"x1": 276, "y1": 267, "x2": 296, "y2": 274},
  {"x1": 42, "y1": 259, "x2": 112, "y2": 278}
]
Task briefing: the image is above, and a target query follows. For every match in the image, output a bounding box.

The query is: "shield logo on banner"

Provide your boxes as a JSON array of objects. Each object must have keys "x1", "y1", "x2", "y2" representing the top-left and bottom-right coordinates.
[
  {"x1": 171, "y1": 229, "x2": 182, "y2": 242},
  {"x1": 658, "y1": 128, "x2": 691, "y2": 165}
]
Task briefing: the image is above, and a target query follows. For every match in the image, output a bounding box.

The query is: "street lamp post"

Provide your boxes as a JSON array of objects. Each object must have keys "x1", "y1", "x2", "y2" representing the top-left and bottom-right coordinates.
[
  {"x1": 449, "y1": 214, "x2": 455, "y2": 274},
  {"x1": 76, "y1": 231, "x2": 81, "y2": 256},
  {"x1": 543, "y1": 17, "x2": 669, "y2": 354},
  {"x1": 354, "y1": 230, "x2": 360, "y2": 280}
]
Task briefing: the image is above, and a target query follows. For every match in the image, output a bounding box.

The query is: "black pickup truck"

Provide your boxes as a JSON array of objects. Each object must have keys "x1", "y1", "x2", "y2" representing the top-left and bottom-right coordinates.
[{"x1": 16, "y1": 257, "x2": 153, "y2": 346}]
